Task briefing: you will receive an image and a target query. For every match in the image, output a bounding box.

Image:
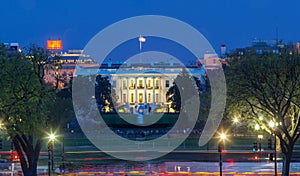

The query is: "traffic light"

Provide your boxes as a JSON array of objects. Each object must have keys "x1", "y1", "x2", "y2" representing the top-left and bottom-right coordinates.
[
  {"x1": 0, "y1": 139, "x2": 2, "y2": 149},
  {"x1": 268, "y1": 138, "x2": 272, "y2": 149},
  {"x1": 253, "y1": 142, "x2": 258, "y2": 152},
  {"x1": 11, "y1": 152, "x2": 19, "y2": 161}
]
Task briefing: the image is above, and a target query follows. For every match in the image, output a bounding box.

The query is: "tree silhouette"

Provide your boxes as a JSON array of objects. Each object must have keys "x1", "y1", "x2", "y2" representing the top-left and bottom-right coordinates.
[
  {"x1": 95, "y1": 75, "x2": 117, "y2": 112},
  {"x1": 226, "y1": 53, "x2": 300, "y2": 176},
  {"x1": 0, "y1": 44, "x2": 53, "y2": 176}
]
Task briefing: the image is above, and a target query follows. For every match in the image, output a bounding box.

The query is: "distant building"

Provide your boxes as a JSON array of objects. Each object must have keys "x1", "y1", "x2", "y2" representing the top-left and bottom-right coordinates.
[
  {"x1": 76, "y1": 59, "x2": 206, "y2": 113},
  {"x1": 44, "y1": 49, "x2": 98, "y2": 89},
  {"x1": 234, "y1": 39, "x2": 279, "y2": 55},
  {"x1": 3, "y1": 42, "x2": 21, "y2": 54},
  {"x1": 295, "y1": 42, "x2": 300, "y2": 54},
  {"x1": 43, "y1": 38, "x2": 219, "y2": 112},
  {"x1": 202, "y1": 53, "x2": 222, "y2": 70},
  {"x1": 232, "y1": 39, "x2": 299, "y2": 56}
]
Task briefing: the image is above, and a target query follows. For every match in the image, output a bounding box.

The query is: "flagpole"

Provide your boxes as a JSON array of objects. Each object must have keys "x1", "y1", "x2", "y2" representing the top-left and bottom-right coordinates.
[
  {"x1": 139, "y1": 35, "x2": 146, "y2": 53},
  {"x1": 139, "y1": 40, "x2": 142, "y2": 52}
]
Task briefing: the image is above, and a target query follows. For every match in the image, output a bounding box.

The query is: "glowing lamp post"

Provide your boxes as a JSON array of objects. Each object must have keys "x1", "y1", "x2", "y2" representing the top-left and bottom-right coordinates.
[
  {"x1": 258, "y1": 134, "x2": 263, "y2": 161},
  {"x1": 258, "y1": 135, "x2": 263, "y2": 151},
  {"x1": 218, "y1": 133, "x2": 227, "y2": 176},
  {"x1": 269, "y1": 120, "x2": 277, "y2": 176},
  {"x1": 269, "y1": 120, "x2": 275, "y2": 128},
  {"x1": 255, "y1": 124, "x2": 260, "y2": 131},
  {"x1": 232, "y1": 118, "x2": 239, "y2": 136},
  {"x1": 49, "y1": 134, "x2": 55, "y2": 141},
  {"x1": 220, "y1": 133, "x2": 227, "y2": 141},
  {"x1": 48, "y1": 133, "x2": 56, "y2": 176}
]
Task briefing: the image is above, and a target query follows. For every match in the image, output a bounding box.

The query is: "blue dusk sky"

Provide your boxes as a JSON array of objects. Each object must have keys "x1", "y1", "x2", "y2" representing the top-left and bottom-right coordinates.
[{"x1": 1, "y1": 0, "x2": 300, "y2": 59}]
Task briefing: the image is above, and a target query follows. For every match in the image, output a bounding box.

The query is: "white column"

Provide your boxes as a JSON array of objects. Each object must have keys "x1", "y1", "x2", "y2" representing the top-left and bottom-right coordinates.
[
  {"x1": 152, "y1": 77, "x2": 155, "y2": 105},
  {"x1": 120, "y1": 77, "x2": 122, "y2": 105},
  {"x1": 135, "y1": 77, "x2": 137, "y2": 103},
  {"x1": 126, "y1": 77, "x2": 129, "y2": 104},
  {"x1": 144, "y1": 77, "x2": 147, "y2": 104},
  {"x1": 160, "y1": 77, "x2": 163, "y2": 104}
]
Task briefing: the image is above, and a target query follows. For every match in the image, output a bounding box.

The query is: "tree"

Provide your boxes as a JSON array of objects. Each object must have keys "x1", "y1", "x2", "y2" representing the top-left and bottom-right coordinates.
[
  {"x1": 44, "y1": 55, "x2": 67, "y2": 89},
  {"x1": 0, "y1": 44, "x2": 53, "y2": 176},
  {"x1": 226, "y1": 53, "x2": 300, "y2": 176},
  {"x1": 166, "y1": 68, "x2": 201, "y2": 113},
  {"x1": 166, "y1": 81, "x2": 181, "y2": 112},
  {"x1": 49, "y1": 86, "x2": 75, "y2": 129},
  {"x1": 95, "y1": 75, "x2": 117, "y2": 112}
]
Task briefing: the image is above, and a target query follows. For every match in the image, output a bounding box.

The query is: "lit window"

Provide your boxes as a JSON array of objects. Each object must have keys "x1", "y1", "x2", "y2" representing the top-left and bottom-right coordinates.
[
  {"x1": 155, "y1": 80, "x2": 159, "y2": 89},
  {"x1": 138, "y1": 80, "x2": 143, "y2": 88},
  {"x1": 130, "y1": 80, "x2": 135, "y2": 88},
  {"x1": 139, "y1": 93, "x2": 143, "y2": 103},
  {"x1": 130, "y1": 93, "x2": 134, "y2": 103},
  {"x1": 148, "y1": 93, "x2": 151, "y2": 103}
]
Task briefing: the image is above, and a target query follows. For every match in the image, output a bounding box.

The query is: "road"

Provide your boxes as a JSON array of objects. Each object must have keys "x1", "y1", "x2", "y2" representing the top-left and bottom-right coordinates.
[{"x1": 1, "y1": 151, "x2": 300, "y2": 175}]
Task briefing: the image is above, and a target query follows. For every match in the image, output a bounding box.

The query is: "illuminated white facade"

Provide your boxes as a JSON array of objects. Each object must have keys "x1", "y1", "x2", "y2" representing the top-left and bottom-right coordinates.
[{"x1": 78, "y1": 61, "x2": 206, "y2": 112}]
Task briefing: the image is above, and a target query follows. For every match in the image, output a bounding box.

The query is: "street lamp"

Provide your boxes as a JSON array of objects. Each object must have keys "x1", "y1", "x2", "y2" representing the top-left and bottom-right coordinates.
[
  {"x1": 218, "y1": 133, "x2": 227, "y2": 176},
  {"x1": 269, "y1": 120, "x2": 277, "y2": 176},
  {"x1": 258, "y1": 134, "x2": 263, "y2": 160},
  {"x1": 49, "y1": 134, "x2": 55, "y2": 141},
  {"x1": 257, "y1": 135, "x2": 263, "y2": 151},
  {"x1": 62, "y1": 136, "x2": 65, "y2": 174},
  {"x1": 232, "y1": 118, "x2": 239, "y2": 136},
  {"x1": 48, "y1": 133, "x2": 56, "y2": 176},
  {"x1": 255, "y1": 124, "x2": 260, "y2": 131},
  {"x1": 220, "y1": 133, "x2": 227, "y2": 140},
  {"x1": 269, "y1": 120, "x2": 275, "y2": 128}
]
